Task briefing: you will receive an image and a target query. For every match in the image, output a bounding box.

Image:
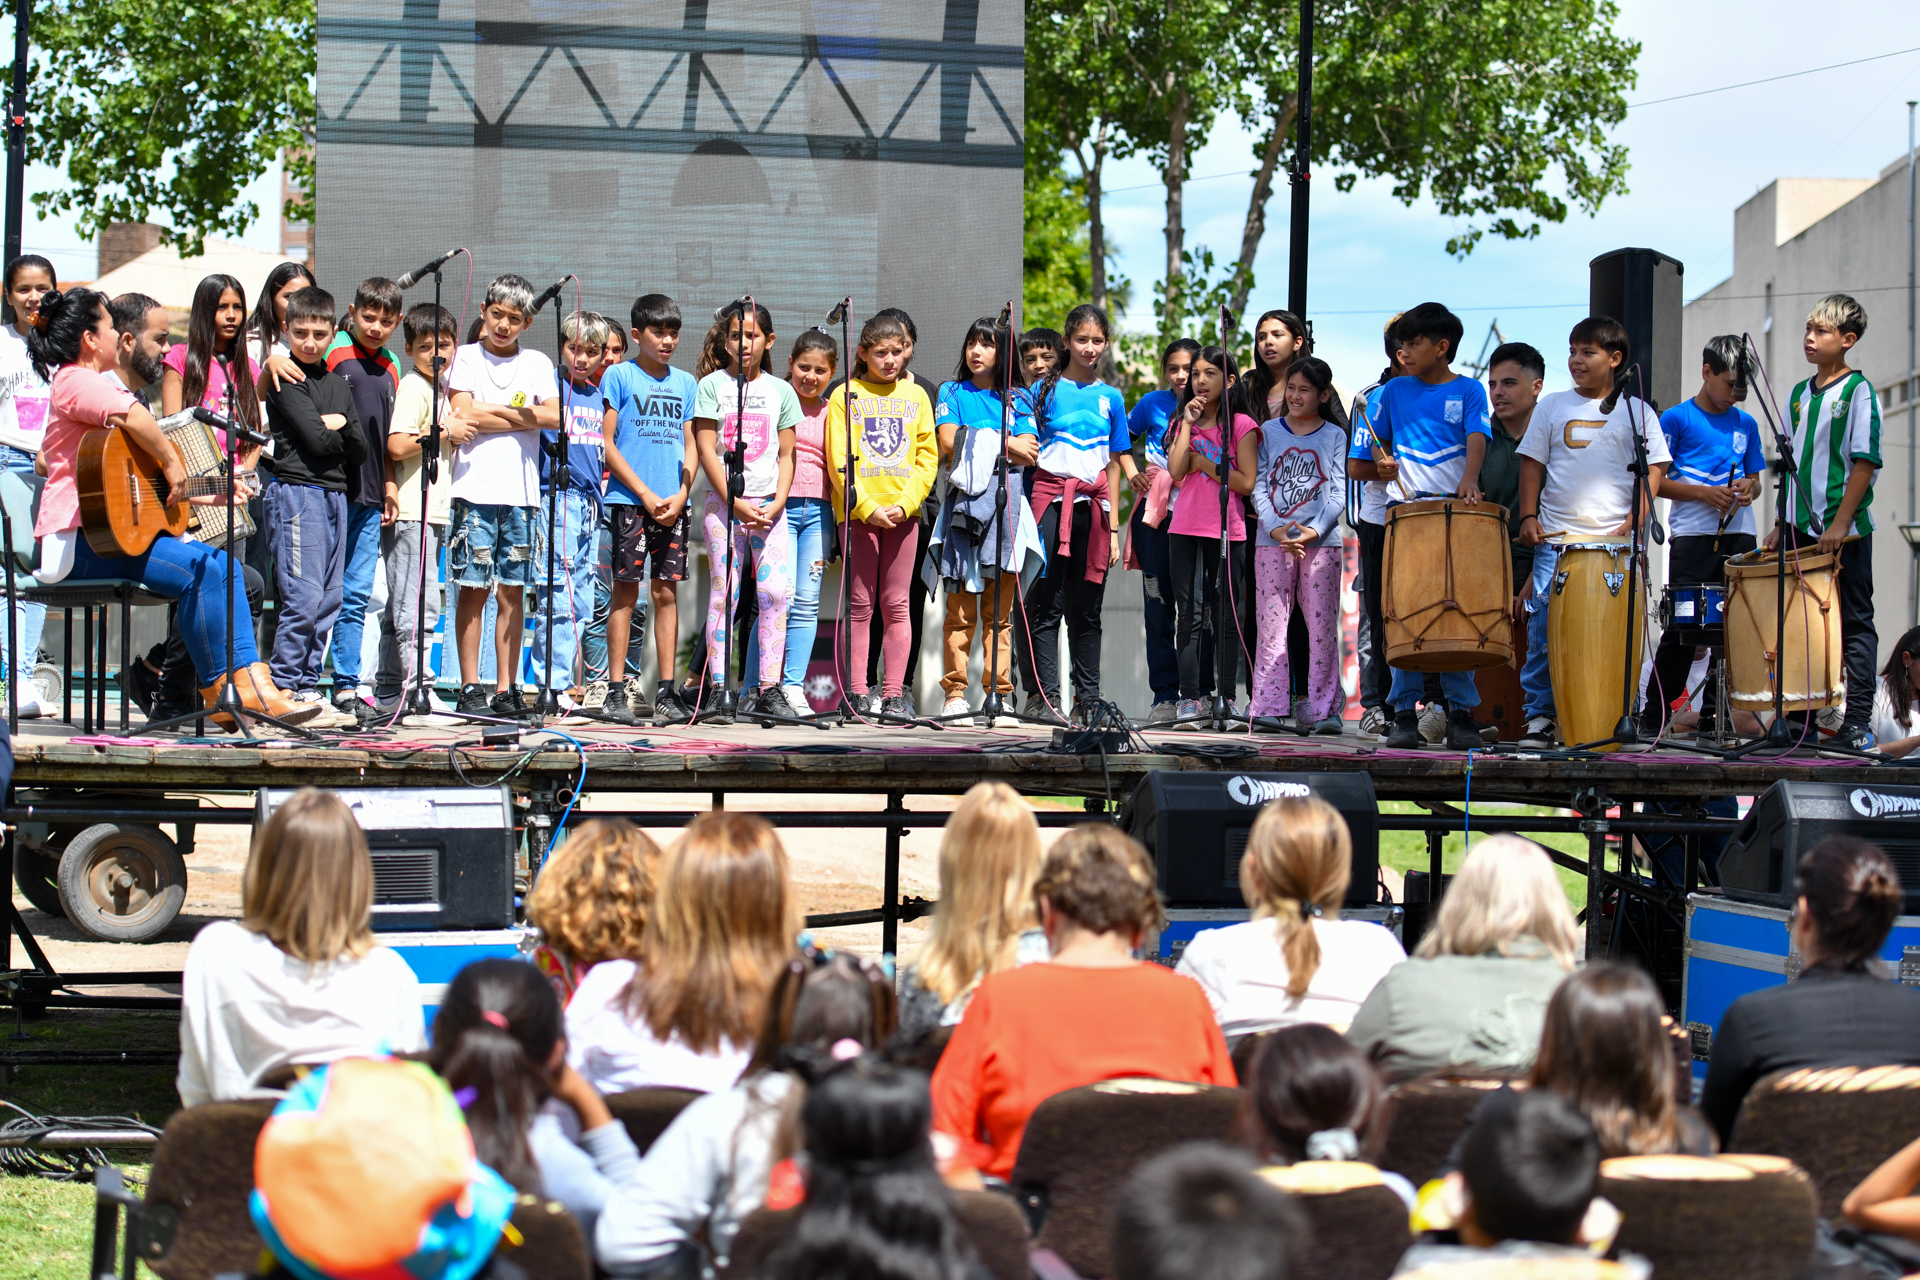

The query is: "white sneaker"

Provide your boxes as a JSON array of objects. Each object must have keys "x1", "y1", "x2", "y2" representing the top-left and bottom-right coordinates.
[
  {"x1": 1519, "y1": 715, "x2": 1558, "y2": 749},
  {"x1": 1357, "y1": 706, "x2": 1390, "y2": 740},
  {"x1": 1417, "y1": 703, "x2": 1447, "y2": 744},
  {"x1": 305, "y1": 703, "x2": 359, "y2": 729},
  {"x1": 942, "y1": 695, "x2": 970, "y2": 719},
  {"x1": 782, "y1": 685, "x2": 812, "y2": 716},
  {"x1": 289, "y1": 689, "x2": 323, "y2": 705},
  {"x1": 582, "y1": 679, "x2": 609, "y2": 711},
  {"x1": 14, "y1": 693, "x2": 57, "y2": 719}
]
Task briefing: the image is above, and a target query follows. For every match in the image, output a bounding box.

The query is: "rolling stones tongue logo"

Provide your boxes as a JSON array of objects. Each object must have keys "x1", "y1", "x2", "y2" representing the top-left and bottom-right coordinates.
[{"x1": 1270, "y1": 448, "x2": 1324, "y2": 515}]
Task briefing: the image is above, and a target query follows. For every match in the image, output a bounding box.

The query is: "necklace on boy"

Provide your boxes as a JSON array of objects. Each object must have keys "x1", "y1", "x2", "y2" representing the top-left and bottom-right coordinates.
[{"x1": 481, "y1": 349, "x2": 518, "y2": 392}]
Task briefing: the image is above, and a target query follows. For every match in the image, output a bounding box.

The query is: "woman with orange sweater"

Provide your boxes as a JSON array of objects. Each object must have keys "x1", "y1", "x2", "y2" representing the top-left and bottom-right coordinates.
[{"x1": 930, "y1": 824, "x2": 1236, "y2": 1179}]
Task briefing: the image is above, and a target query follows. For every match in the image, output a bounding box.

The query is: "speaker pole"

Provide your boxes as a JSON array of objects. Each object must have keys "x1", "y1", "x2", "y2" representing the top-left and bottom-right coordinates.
[{"x1": 1285, "y1": 0, "x2": 1311, "y2": 318}]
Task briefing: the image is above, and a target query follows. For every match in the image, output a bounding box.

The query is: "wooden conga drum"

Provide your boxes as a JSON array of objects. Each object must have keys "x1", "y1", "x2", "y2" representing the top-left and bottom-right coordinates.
[
  {"x1": 1381, "y1": 500, "x2": 1513, "y2": 672},
  {"x1": 1548, "y1": 539, "x2": 1644, "y2": 751},
  {"x1": 1723, "y1": 546, "x2": 1845, "y2": 712}
]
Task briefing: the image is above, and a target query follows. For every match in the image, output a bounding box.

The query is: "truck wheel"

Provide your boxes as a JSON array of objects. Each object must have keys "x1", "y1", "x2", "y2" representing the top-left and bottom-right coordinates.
[
  {"x1": 57, "y1": 824, "x2": 187, "y2": 942},
  {"x1": 13, "y1": 848, "x2": 62, "y2": 916}
]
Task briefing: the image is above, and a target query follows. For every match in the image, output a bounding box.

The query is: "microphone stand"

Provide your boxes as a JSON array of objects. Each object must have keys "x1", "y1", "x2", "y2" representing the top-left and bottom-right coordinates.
[
  {"x1": 146, "y1": 373, "x2": 315, "y2": 738},
  {"x1": 406, "y1": 263, "x2": 446, "y2": 719},
  {"x1": 1172, "y1": 306, "x2": 1251, "y2": 734},
  {"x1": 691, "y1": 298, "x2": 754, "y2": 728},
  {"x1": 534, "y1": 285, "x2": 574, "y2": 721}
]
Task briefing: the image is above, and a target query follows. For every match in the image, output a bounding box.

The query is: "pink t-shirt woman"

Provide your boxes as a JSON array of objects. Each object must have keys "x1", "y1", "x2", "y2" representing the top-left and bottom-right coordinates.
[
  {"x1": 1168, "y1": 411, "x2": 1257, "y2": 540},
  {"x1": 38, "y1": 365, "x2": 135, "y2": 538}
]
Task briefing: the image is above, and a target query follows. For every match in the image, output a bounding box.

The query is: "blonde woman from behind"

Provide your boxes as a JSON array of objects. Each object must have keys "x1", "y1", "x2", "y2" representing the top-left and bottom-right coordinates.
[
  {"x1": 1176, "y1": 796, "x2": 1405, "y2": 1044},
  {"x1": 178, "y1": 788, "x2": 426, "y2": 1105},
  {"x1": 1346, "y1": 834, "x2": 1579, "y2": 1084},
  {"x1": 896, "y1": 782, "x2": 1048, "y2": 1050}
]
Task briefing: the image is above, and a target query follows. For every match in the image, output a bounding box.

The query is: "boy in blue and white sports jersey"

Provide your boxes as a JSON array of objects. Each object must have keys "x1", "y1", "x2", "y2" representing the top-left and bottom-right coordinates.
[
  {"x1": 1775, "y1": 292, "x2": 1881, "y2": 750},
  {"x1": 528, "y1": 311, "x2": 611, "y2": 707},
  {"x1": 1642, "y1": 335, "x2": 1765, "y2": 737},
  {"x1": 1346, "y1": 301, "x2": 1492, "y2": 751},
  {"x1": 1126, "y1": 337, "x2": 1204, "y2": 722},
  {"x1": 1347, "y1": 317, "x2": 1410, "y2": 739},
  {"x1": 1016, "y1": 303, "x2": 1139, "y2": 725}
]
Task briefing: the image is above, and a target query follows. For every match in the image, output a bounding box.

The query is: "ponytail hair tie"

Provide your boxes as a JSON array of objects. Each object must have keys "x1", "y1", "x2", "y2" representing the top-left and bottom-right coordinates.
[
  {"x1": 481, "y1": 1010, "x2": 509, "y2": 1030},
  {"x1": 29, "y1": 293, "x2": 54, "y2": 331},
  {"x1": 1304, "y1": 1127, "x2": 1360, "y2": 1162},
  {"x1": 830, "y1": 1038, "x2": 864, "y2": 1062}
]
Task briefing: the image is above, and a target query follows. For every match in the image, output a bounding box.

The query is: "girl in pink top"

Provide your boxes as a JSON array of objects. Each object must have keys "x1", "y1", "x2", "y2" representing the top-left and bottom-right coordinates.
[
  {"x1": 1164, "y1": 344, "x2": 1259, "y2": 726},
  {"x1": 31, "y1": 287, "x2": 319, "y2": 729},
  {"x1": 161, "y1": 274, "x2": 264, "y2": 450},
  {"x1": 744, "y1": 330, "x2": 838, "y2": 713}
]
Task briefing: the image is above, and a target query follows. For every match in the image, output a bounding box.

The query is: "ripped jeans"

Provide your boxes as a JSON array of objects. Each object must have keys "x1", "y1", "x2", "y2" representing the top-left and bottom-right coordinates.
[
  {"x1": 701, "y1": 492, "x2": 791, "y2": 688},
  {"x1": 745, "y1": 495, "x2": 830, "y2": 691},
  {"x1": 447, "y1": 499, "x2": 541, "y2": 588}
]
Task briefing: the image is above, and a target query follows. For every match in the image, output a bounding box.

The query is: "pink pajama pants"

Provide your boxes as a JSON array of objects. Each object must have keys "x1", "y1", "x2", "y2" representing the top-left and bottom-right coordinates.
[
  {"x1": 848, "y1": 519, "x2": 918, "y2": 698},
  {"x1": 1250, "y1": 543, "x2": 1343, "y2": 720},
  {"x1": 702, "y1": 493, "x2": 791, "y2": 688}
]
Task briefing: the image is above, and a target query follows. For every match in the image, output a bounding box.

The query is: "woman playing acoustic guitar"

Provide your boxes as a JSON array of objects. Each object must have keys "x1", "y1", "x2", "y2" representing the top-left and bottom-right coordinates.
[{"x1": 27, "y1": 287, "x2": 321, "y2": 729}]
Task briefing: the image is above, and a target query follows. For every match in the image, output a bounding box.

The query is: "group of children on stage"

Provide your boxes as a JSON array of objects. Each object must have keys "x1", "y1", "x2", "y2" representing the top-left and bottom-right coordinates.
[{"x1": 0, "y1": 247, "x2": 1889, "y2": 743}]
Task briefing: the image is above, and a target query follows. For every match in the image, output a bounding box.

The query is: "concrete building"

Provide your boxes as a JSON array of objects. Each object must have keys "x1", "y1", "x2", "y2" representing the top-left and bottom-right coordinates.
[{"x1": 1682, "y1": 155, "x2": 1919, "y2": 654}]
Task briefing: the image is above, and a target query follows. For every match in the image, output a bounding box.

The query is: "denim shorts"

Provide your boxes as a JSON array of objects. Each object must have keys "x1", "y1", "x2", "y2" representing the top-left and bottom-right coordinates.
[{"x1": 447, "y1": 499, "x2": 542, "y2": 588}]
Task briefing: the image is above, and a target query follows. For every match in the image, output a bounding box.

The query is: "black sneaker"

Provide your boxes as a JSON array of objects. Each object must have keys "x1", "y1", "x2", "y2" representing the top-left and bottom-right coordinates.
[
  {"x1": 334, "y1": 690, "x2": 380, "y2": 726},
  {"x1": 700, "y1": 684, "x2": 735, "y2": 726},
  {"x1": 1383, "y1": 709, "x2": 1423, "y2": 750},
  {"x1": 1833, "y1": 724, "x2": 1876, "y2": 752},
  {"x1": 1023, "y1": 695, "x2": 1067, "y2": 727},
  {"x1": 880, "y1": 694, "x2": 917, "y2": 722},
  {"x1": 653, "y1": 686, "x2": 693, "y2": 726},
  {"x1": 599, "y1": 682, "x2": 639, "y2": 726},
  {"x1": 457, "y1": 683, "x2": 493, "y2": 716},
  {"x1": 1445, "y1": 708, "x2": 1484, "y2": 751},
  {"x1": 490, "y1": 688, "x2": 531, "y2": 721},
  {"x1": 755, "y1": 685, "x2": 798, "y2": 723}
]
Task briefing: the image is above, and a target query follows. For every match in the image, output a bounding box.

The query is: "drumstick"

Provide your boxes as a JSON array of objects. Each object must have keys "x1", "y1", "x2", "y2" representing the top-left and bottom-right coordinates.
[{"x1": 1371, "y1": 438, "x2": 1412, "y2": 501}]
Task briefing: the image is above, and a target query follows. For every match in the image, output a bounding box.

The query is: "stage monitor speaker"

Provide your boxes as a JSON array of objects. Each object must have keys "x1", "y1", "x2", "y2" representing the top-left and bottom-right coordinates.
[
  {"x1": 255, "y1": 786, "x2": 517, "y2": 931},
  {"x1": 1590, "y1": 247, "x2": 1684, "y2": 411},
  {"x1": 1120, "y1": 771, "x2": 1379, "y2": 909},
  {"x1": 1718, "y1": 780, "x2": 1920, "y2": 913}
]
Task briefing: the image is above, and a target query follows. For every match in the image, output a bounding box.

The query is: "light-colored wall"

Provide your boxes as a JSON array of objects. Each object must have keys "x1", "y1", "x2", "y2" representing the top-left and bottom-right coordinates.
[{"x1": 1681, "y1": 160, "x2": 1920, "y2": 659}]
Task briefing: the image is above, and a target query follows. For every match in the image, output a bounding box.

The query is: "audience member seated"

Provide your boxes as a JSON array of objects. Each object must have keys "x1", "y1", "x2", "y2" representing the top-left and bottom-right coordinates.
[
  {"x1": 1238, "y1": 1023, "x2": 1416, "y2": 1207},
  {"x1": 1110, "y1": 1142, "x2": 1307, "y2": 1280},
  {"x1": 426, "y1": 957, "x2": 641, "y2": 1242},
  {"x1": 1700, "y1": 836, "x2": 1920, "y2": 1143},
  {"x1": 178, "y1": 787, "x2": 424, "y2": 1106},
  {"x1": 897, "y1": 781, "x2": 1048, "y2": 1050},
  {"x1": 758, "y1": 1054, "x2": 985, "y2": 1280},
  {"x1": 596, "y1": 947, "x2": 896, "y2": 1277},
  {"x1": 1347, "y1": 835, "x2": 1578, "y2": 1083},
  {"x1": 525, "y1": 818, "x2": 662, "y2": 1003},
  {"x1": 1396, "y1": 1089, "x2": 1643, "y2": 1278},
  {"x1": 567, "y1": 812, "x2": 800, "y2": 1094},
  {"x1": 931, "y1": 824, "x2": 1235, "y2": 1180},
  {"x1": 1530, "y1": 961, "x2": 1716, "y2": 1158},
  {"x1": 1178, "y1": 796, "x2": 1405, "y2": 1041},
  {"x1": 1835, "y1": 1132, "x2": 1920, "y2": 1277}
]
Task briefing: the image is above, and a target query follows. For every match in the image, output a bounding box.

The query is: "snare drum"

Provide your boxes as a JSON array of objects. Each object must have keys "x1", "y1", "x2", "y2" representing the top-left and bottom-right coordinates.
[
  {"x1": 1548, "y1": 539, "x2": 1646, "y2": 751},
  {"x1": 1658, "y1": 583, "x2": 1726, "y2": 645}
]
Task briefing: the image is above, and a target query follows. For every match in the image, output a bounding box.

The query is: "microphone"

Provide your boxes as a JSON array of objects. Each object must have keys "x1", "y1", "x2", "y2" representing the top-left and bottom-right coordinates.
[
  {"x1": 528, "y1": 275, "x2": 575, "y2": 316},
  {"x1": 192, "y1": 406, "x2": 271, "y2": 448},
  {"x1": 827, "y1": 298, "x2": 849, "y2": 325},
  {"x1": 396, "y1": 249, "x2": 464, "y2": 290},
  {"x1": 997, "y1": 302, "x2": 1013, "y2": 330},
  {"x1": 1599, "y1": 361, "x2": 1636, "y2": 415}
]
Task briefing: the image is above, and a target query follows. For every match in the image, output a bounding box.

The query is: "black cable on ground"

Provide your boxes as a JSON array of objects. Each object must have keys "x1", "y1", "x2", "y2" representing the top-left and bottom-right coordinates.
[{"x1": 0, "y1": 1101, "x2": 160, "y2": 1181}]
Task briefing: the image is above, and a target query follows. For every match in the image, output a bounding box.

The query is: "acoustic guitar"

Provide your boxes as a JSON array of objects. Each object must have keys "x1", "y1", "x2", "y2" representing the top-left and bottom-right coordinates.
[{"x1": 76, "y1": 412, "x2": 254, "y2": 558}]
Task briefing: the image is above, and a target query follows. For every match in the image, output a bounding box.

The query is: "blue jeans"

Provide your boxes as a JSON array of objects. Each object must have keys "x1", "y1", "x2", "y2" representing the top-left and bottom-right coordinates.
[
  {"x1": 266, "y1": 483, "x2": 348, "y2": 691},
  {"x1": 745, "y1": 496, "x2": 831, "y2": 690},
  {"x1": 447, "y1": 500, "x2": 541, "y2": 588},
  {"x1": 328, "y1": 502, "x2": 384, "y2": 689},
  {"x1": 0, "y1": 449, "x2": 44, "y2": 687},
  {"x1": 528, "y1": 490, "x2": 600, "y2": 690},
  {"x1": 1389, "y1": 664, "x2": 1478, "y2": 714},
  {"x1": 1130, "y1": 502, "x2": 1190, "y2": 705},
  {"x1": 71, "y1": 534, "x2": 257, "y2": 686},
  {"x1": 1521, "y1": 542, "x2": 1558, "y2": 721}
]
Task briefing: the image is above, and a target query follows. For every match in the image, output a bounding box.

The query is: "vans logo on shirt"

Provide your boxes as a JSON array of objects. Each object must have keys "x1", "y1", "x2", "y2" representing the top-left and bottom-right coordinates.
[
  {"x1": 1444, "y1": 398, "x2": 1463, "y2": 424},
  {"x1": 1563, "y1": 419, "x2": 1607, "y2": 449},
  {"x1": 639, "y1": 394, "x2": 684, "y2": 420}
]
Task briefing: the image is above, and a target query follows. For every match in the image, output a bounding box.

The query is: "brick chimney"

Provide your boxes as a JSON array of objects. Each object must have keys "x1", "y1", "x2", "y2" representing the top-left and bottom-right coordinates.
[{"x1": 97, "y1": 222, "x2": 164, "y2": 278}]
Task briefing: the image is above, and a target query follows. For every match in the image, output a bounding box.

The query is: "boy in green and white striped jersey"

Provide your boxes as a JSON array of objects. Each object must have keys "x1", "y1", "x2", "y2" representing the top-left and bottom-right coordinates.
[{"x1": 1768, "y1": 292, "x2": 1880, "y2": 750}]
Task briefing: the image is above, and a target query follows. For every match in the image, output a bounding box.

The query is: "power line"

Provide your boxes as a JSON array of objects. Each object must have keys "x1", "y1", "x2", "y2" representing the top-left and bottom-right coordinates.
[
  {"x1": 1627, "y1": 46, "x2": 1920, "y2": 109},
  {"x1": 1306, "y1": 284, "x2": 1912, "y2": 319}
]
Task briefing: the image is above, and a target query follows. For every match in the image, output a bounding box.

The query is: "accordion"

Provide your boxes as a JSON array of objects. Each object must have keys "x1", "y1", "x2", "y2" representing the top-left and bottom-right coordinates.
[{"x1": 157, "y1": 410, "x2": 257, "y2": 545}]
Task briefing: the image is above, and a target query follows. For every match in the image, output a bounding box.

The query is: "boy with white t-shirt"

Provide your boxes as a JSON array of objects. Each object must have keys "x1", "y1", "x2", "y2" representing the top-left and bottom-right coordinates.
[
  {"x1": 445, "y1": 274, "x2": 555, "y2": 720},
  {"x1": 1514, "y1": 316, "x2": 1671, "y2": 748},
  {"x1": 1642, "y1": 335, "x2": 1765, "y2": 736}
]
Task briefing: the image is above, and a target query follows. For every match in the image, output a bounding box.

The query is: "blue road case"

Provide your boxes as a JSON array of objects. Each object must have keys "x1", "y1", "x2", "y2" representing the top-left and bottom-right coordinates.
[
  {"x1": 1682, "y1": 894, "x2": 1920, "y2": 1081},
  {"x1": 384, "y1": 928, "x2": 530, "y2": 1026},
  {"x1": 1150, "y1": 906, "x2": 1405, "y2": 966}
]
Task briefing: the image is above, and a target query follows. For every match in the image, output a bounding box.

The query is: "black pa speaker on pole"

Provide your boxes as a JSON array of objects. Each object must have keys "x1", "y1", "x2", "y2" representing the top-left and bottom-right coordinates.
[{"x1": 1590, "y1": 248, "x2": 1684, "y2": 411}]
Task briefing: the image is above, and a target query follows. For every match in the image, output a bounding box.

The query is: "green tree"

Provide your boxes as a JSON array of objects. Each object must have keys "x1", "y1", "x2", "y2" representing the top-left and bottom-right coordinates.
[
  {"x1": 10, "y1": 0, "x2": 315, "y2": 254},
  {"x1": 1024, "y1": 153, "x2": 1093, "y2": 331}
]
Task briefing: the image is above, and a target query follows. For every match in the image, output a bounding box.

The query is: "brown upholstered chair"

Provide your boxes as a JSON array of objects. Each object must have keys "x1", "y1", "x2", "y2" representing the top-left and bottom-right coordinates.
[
  {"x1": 141, "y1": 1099, "x2": 277, "y2": 1280},
  {"x1": 1259, "y1": 1162, "x2": 1412, "y2": 1280},
  {"x1": 604, "y1": 1086, "x2": 704, "y2": 1155},
  {"x1": 1397, "y1": 1260, "x2": 1638, "y2": 1280},
  {"x1": 1010, "y1": 1078, "x2": 1243, "y2": 1279},
  {"x1": 1600, "y1": 1153, "x2": 1818, "y2": 1280},
  {"x1": 1373, "y1": 1076, "x2": 1512, "y2": 1189},
  {"x1": 493, "y1": 1193, "x2": 592, "y2": 1280},
  {"x1": 1728, "y1": 1064, "x2": 1920, "y2": 1219},
  {"x1": 720, "y1": 1189, "x2": 1031, "y2": 1280}
]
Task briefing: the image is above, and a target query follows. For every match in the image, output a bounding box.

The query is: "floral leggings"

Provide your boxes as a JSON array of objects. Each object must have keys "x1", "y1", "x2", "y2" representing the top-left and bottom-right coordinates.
[
  {"x1": 1250, "y1": 543, "x2": 1342, "y2": 720},
  {"x1": 702, "y1": 492, "x2": 792, "y2": 688}
]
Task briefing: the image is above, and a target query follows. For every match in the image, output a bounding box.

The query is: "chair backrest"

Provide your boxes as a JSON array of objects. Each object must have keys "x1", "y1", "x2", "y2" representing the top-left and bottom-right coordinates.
[
  {"x1": 492, "y1": 1194, "x2": 591, "y2": 1280},
  {"x1": 0, "y1": 468, "x2": 36, "y2": 575},
  {"x1": 1727, "y1": 1063, "x2": 1920, "y2": 1218},
  {"x1": 718, "y1": 1190, "x2": 1030, "y2": 1280},
  {"x1": 1374, "y1": 1076, "x2": 1512, "y2": 1189},
  {"x1": 1009, "y1": 1079, "x2": 1243, "y2": 1279},
  {"x1": 604, "y1": 1086, "x2": 704, "y2": 1155},
  {"x1": 142, "y1": 1099, "x2": 276, "y2": 1280},
  {"x1": 1260, "y1": 1162, "x2": 1413, "y2": 1280},
  {"x1": 1600, "y1": 1153, "x2": 1818, "y2": 1280}
]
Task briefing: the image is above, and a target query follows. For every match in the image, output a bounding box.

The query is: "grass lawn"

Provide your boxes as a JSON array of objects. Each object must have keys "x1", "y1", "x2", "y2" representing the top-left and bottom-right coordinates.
[
  {"x1": 0, "y1": 1009, "x2": 180, "y2": 1280},
  {"x1": 1378, "y1": 801, "x2": 1590, "y2": 914}
]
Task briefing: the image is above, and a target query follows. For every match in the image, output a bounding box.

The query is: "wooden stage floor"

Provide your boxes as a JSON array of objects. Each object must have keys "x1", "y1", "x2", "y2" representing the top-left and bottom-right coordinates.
[{"x1": 7, "y1": 708, "x2": 1906, "y2": 808}]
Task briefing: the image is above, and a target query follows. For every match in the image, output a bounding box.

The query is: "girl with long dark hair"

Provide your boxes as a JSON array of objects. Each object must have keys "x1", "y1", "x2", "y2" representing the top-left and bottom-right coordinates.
[
  {"x1": 26, "y1": 287, "x2": 317, "y2": 727},
  {"x1": 249, "y1": 259, "x2": 318, "y2": 390},
  {"x1": 161, "y1": 274, "x2": 262, "y2": 438},
  {"x1": 1236, "y1": 1023, "x2": 1415, "y2": 1206},
  {"x1": 1872, "y1": 624, "x2": 1920, "y2": 758},
  {"x1": 0, "y1": 254, "x2": 55, "y2": 715},
  {"x1": 426, "y1": 958, "x2": 641, "y2": 1240},
  {"x1": 1240, "y1": 309, "x2": 1308, "y2": 423}
]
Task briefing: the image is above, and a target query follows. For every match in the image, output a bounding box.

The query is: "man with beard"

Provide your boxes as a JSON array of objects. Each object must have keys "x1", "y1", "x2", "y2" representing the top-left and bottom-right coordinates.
[{"x1": 108, "y1": 293, "x2": 170, "y2": 403}]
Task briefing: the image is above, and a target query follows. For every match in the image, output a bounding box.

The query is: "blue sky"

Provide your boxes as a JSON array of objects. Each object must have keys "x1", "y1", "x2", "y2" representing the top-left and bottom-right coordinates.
[{"x1": 1096, "y1": 0, "x2": 1920, "y2": 397}]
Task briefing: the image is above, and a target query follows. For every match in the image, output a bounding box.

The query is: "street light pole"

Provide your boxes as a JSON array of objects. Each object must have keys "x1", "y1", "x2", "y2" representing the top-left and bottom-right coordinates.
[
  {"x1": 1285, "y1": 0, "x2": 1312, "y2": 319},
  {"x1": 4, "y1": 0, "x2": 27, "y2": 268}
]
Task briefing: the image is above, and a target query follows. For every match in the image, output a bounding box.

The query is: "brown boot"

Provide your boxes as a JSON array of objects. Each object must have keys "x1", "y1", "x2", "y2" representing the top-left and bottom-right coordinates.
[{"x1": 198, "y1": 663, "x2": 326, "y2": 732}]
